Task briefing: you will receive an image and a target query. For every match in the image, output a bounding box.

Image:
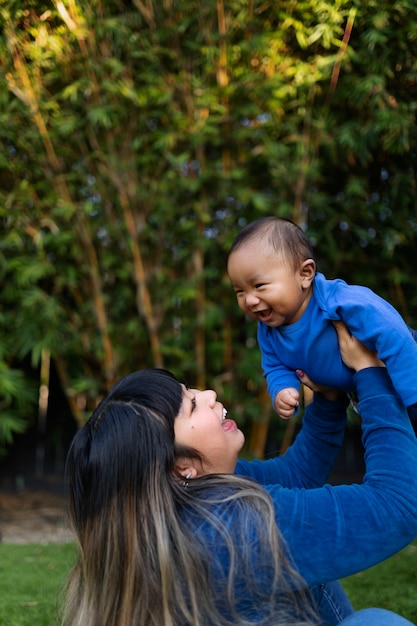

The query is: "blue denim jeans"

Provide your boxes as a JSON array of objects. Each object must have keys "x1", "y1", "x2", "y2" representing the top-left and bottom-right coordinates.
[
  {"x1": 340, "y1": 608, "x2": 415, "y2": 625},
  {"x1": 310, "y1": 583, "x2": 415, "y2": 625},
  {"x1": 310, "y1": 581, "x2": 354, "y2": 626}
]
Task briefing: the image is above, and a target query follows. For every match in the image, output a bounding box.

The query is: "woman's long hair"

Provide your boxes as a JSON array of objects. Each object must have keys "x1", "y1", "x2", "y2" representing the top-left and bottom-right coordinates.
[{"x1": 62, "y1": 368, "x2": 316, "y2": 626}]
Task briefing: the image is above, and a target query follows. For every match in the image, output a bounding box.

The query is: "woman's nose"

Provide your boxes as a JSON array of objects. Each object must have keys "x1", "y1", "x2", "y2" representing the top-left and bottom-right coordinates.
[
  {"x1": 192, "y1": 388, "x2": 217, "y2": 406},
  {"x1": 200, "y1": 389, "x2": 217, "y2": 406}
]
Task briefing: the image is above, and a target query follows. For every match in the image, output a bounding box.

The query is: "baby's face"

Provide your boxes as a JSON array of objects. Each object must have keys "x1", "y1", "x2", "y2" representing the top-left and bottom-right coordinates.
[{"x1": 227, "y1": 242, "x2": 314, "y2": 327}]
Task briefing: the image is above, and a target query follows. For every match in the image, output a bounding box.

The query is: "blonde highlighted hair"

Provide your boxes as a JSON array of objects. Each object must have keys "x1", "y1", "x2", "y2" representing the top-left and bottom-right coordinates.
[{"x1": 62, "y1": 368, "x2": 316, "y2": 626}]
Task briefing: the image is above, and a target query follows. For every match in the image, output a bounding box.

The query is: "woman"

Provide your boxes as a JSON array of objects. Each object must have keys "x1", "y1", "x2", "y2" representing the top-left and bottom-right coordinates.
[{"x1": 63, "y1": 323, "x2": 417, "y2": 626}]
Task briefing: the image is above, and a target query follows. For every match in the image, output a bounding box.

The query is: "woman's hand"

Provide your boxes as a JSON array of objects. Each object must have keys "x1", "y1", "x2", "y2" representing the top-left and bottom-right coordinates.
[{"x1": 333, "y1": 321, "x2": 384, "y2": 372}]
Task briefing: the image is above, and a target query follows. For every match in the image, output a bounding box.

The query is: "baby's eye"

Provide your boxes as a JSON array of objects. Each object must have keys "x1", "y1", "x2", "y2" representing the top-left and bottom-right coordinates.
[{"x1": 255, "y1": 283, "x2": 265, "y2": 289}]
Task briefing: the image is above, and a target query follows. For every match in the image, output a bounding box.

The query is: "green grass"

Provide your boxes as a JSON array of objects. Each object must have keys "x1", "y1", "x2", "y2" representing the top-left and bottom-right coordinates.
[
  {"x1": 0, "y1": 543, "x2": 76, "y2": 626},
  {"x1": 0, "y1": 541, "x2": 416, "y2": 625},
  {"x1": 341, "y1": 541, "x2": 417, "y2": 624}
]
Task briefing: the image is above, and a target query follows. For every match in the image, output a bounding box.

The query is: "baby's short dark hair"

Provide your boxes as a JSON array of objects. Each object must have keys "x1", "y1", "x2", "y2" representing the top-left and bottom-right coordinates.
[{"x1": 228, "y1": 216, "x2": 315, "y2": 270}]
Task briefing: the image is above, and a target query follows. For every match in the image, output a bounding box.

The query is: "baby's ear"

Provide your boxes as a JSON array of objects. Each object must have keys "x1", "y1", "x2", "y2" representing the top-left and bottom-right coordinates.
[{"x1": 300, "y1": 259, "x2": 316, "y2": 286}]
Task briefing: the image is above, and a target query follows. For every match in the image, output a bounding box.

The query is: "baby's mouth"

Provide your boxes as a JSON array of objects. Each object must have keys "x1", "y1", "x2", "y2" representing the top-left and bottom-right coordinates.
[{"x1": 257, "y1": 308, "x2": 273, "y2": 321}]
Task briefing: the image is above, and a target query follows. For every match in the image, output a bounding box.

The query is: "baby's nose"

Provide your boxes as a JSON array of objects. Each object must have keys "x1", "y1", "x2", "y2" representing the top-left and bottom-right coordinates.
[{"x1": 245, "y1": 292, "x2": 260, "y2": 307}]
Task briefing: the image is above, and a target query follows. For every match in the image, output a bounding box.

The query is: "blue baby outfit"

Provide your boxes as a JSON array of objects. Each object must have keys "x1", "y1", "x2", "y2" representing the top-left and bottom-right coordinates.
[{"x1": 258, "y1": 272, "x2": 417, "y2": 410}]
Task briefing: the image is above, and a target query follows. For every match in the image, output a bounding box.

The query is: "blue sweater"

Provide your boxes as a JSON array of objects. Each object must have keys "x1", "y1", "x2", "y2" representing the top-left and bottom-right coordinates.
[
  {"x1": 184, "y1": 369, "x2": 417, "y2": 621},
  {"x1": 258, "y1": 272, "x2": 417, "y2": 409}
]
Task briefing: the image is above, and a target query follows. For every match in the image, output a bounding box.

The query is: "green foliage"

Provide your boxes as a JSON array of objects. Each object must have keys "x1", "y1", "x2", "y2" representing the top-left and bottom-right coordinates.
[
  {"x1": 0, "y1": 365, "x2": 36, "y2": 452},
  {"x1": 0, "y1": 0, "x2": 416, "y2": 451}
]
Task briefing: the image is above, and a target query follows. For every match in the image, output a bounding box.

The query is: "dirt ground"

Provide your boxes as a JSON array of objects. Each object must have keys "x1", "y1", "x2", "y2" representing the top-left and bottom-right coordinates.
[{"x1": 0, "y1": 488, "x2": 73, "y2": 544}]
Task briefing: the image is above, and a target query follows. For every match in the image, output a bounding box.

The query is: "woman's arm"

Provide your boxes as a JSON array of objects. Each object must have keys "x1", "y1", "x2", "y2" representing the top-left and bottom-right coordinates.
[
  {"x1": 235, "y1": 391, "x2": 348, "y2": 489},
  {"x1": 240, "y1": 324, "x2": 417, "y2": 584},
  {"x1": 274, "y1": 365, "x2": 417, "y2": 585},
  {"x1": 274, "y1": 325, "x2": 417, "y2": 583}
]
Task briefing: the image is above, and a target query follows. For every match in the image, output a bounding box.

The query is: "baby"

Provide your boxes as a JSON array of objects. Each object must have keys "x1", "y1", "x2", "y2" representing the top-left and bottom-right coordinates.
[{"x1": 227, "y1": 216, "x2": 417, "y2": 420}]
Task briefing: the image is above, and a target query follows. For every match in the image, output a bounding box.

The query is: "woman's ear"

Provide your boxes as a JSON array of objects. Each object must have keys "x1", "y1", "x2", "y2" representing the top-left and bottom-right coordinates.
[
  {"x1": 300, "y1": 259, "x2": 316, "y2": 287},
  {"x1": 174, "y1": 459, "x2": 198, "y2": 480}
]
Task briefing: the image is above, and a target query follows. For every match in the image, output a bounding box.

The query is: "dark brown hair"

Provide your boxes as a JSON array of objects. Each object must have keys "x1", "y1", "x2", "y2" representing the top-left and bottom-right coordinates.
[{"x1": 227, "y1": 217, "x2": 315, "y2": 271}]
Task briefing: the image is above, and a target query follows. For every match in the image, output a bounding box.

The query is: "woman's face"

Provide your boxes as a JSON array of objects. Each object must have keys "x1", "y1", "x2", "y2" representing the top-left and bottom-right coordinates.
[{"x1": 174, "y1": 386, "x2": 245, "y2": 475}]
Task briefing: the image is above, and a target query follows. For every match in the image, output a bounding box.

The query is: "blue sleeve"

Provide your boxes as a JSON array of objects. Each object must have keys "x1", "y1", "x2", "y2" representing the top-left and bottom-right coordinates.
[
  {"x1": 268, "y1": 368, "x2": 417, "y2": 585},
  {"x1": 236, "y1": 394, "x2": 348, "y2": 488},
  {"x1": 257, "y1": 322, "x2": 301, "y2": 407},
  {"x1": 323, "y1": 279, "x2": 417, "y2": 407}
]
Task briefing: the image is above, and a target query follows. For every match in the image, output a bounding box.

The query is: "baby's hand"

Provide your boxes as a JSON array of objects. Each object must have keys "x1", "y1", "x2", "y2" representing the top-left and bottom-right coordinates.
[{"x1": 275, "y1": 388, "x2": 299, "y2": 419}]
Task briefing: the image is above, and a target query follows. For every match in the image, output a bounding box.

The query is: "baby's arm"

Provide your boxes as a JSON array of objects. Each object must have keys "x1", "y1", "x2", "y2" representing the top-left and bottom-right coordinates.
[{"x1": 275, "y1": 387, "x2": 300, "y2": 419}]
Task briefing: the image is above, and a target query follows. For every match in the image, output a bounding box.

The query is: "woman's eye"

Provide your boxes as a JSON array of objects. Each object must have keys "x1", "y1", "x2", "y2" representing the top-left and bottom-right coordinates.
[{"x1": 191, "y1": 396, "x2": 197, "y2": 411}]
